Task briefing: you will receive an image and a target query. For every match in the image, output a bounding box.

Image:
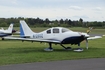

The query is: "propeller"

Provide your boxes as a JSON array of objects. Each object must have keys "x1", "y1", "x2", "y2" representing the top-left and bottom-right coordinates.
[
  {"x1": 87, "y1": 27, "x2": 93, "y2": 34},
  {"x1": 86, "y1": 38, "x2": 88, "y2": 49}
]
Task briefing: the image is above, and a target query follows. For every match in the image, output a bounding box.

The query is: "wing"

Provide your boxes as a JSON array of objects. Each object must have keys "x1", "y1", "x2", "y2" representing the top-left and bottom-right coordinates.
[
  {"x1": 4, "y1": 36, "x2": 61, "y2": 44},
  {"x1": 87, "y1": 36, "x2": 102, "y2": 40}
]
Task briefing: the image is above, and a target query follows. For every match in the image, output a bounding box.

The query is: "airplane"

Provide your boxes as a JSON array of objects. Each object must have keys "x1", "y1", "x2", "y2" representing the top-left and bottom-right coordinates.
[
  {"x1": 0, "y1": 23, "x2": 14, "y2": 40},
  {"x1": 4, "y1": 20, "x2": 102, "y2": 52}
]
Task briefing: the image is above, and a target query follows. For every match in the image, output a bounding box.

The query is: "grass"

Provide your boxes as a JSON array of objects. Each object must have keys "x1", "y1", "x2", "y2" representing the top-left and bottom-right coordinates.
[{"x1": 0, "y1": 27, "x2": 105, "y2": 65}]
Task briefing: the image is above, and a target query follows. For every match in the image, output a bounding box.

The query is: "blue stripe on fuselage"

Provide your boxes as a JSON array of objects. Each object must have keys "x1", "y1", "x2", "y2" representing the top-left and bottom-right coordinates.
[
  {"x1": 20, "y1": 23, "x2": 24, "y2": 38},
  {"x1": 61, "y1": 36, "x2": 85, "y2": 44},
  {"x1": 0, "y1": 33, "x2": 11, "y2": 37}
]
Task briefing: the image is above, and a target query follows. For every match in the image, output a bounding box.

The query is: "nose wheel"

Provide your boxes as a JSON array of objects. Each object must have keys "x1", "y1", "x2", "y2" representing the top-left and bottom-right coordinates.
[
  {"x1": 73, "y1": 43, "x2": 83, "y2": 52},
  {"x1": 74, "y1": 48, "x2": 83, "y2": 52}
]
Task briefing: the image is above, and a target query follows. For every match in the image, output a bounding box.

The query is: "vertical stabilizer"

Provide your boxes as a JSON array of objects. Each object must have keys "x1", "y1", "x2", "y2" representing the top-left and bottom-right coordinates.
[
  {"x1": 20, "y1": 20, "x2": 34, "y2": 37},
  {"x1": 6, "y1": 23, "x2": 14, "y2": 33}
]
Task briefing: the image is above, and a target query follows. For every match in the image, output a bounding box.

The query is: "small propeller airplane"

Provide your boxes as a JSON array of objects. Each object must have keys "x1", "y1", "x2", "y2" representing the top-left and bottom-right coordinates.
[
  {"x1": 4, "y1": 20, "x2": 102, "y2": 52},
  {"x1": 0, "y1": 23, "x2": 14, "y2": 40}
]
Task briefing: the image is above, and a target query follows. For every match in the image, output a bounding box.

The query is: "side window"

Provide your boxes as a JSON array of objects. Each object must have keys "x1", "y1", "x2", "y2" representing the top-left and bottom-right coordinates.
[
  {"x1": 53, "y1": 28, "x2": 59, "y2": 33},
  {"x1": 47, "y1": 29, "x2": 51, "y2": 34},
  {"x1": 62, "y1": 29, "x2": 67, "y2": 33}
]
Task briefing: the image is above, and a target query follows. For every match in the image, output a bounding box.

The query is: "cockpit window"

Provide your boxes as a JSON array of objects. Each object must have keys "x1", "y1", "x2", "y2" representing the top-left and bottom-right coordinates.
[
  {"x1": 53, "y1": 28, "x2": 59, "y2": 33},
  {"x1": 47, "y1": 29, "x2": 51, "y2": 34},
  {"x1": 62, "y1": 28, "x2": 70, "y2": 33}
]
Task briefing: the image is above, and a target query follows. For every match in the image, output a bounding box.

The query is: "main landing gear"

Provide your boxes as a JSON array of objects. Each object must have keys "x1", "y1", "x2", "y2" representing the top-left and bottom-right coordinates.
[
  {"x1": 44, "y1": 43, "x2": 72, "y2": 51},
  {"x1": 44, "y1": 43, "x2": 84, "y2": 52},
  {"x1": 2, "y1": 38, "x2": 4, "y2": 40},
  {"x1": 44, "y1": 43, "x2": 53, "y2": 51}
]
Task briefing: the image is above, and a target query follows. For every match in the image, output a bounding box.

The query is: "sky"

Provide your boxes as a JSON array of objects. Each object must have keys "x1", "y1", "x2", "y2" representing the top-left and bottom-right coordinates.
[{"x1": 0, "y1": 0, "x2": 105, "y2": 21}]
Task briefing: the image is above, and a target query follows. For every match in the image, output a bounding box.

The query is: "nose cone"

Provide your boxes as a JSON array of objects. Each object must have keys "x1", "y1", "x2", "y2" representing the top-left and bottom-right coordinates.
[{"x1": 81, "y1": 33, "x2": 90, "y2": 38}]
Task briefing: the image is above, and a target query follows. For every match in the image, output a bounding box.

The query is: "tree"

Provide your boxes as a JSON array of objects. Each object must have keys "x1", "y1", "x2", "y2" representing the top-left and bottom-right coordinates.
[
  {"x1": 59, "y1": 19, "x2": 64, "y2": 24},
  {"x1": 0, "y1": 17, "x2": 104, "y2": 27},
  {"x1": 68, "y1": 19, "x2": 72, "y2": 25},
  {"x1": 0, "y1": 22, "x2": 8, "y2": 27},
  {"x1": 45, "y1": 18, "x2": 50, "y2": 24},
  {"x1": 79, "y1": 18, "x2": 83, "y2": 27},
  {"x1": 79, "y1": 18, "x2": 83, "y2": 23}
]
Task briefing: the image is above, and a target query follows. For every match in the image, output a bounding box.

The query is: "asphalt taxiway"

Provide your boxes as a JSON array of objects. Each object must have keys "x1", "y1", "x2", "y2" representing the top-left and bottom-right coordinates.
[{"x1": 0, "y1": 58, "x2": 105, "y2": 70}]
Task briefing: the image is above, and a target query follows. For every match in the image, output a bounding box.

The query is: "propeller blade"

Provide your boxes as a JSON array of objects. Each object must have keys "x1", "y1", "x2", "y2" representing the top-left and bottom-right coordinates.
[
  {"x1": 86, "y1": 27, "x2": 93, "y2": 34},
  {"x1": 86, "y1": 39, "x2": 88, "y2": 49}
]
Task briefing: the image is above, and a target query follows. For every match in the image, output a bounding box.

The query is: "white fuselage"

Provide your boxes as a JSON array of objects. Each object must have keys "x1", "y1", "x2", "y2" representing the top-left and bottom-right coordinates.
[
  {"x1": 29, "y1": 27, "x2": 89, "y2": 44},
  {"x1": 0, "y1": 30, "x2": 11, "y2": 37}
]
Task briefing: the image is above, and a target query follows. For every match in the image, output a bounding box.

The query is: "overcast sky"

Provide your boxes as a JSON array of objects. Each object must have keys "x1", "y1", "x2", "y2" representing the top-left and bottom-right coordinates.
[{"x1": 0, "y1": 0, "x2": 105, "y2": 21}]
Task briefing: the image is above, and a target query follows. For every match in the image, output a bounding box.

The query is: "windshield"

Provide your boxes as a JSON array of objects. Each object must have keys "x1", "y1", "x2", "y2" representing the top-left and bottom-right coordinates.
[{"x1": 62, "y1": 28, "x2": 72, "y2": 33}]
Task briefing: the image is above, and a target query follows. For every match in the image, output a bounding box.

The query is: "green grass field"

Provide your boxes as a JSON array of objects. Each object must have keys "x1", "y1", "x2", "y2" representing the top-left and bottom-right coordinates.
[{"x1": 0, "y1": 27, "x2": 105, "y2": 65}]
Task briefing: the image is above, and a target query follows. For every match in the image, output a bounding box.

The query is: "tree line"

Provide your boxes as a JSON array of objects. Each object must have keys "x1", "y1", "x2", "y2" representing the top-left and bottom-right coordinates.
[{"x1": 0, "y1": 17, "x2": 105, "y2": 28}]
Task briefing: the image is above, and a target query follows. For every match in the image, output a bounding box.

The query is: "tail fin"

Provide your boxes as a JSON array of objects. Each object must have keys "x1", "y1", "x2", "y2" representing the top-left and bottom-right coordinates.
[
  {"x1": 20, "y1": 20, "x2": 34, "y2": 37},
  {"x1": 6, "y1": 23, "x2": 14, "y2": 33}
]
